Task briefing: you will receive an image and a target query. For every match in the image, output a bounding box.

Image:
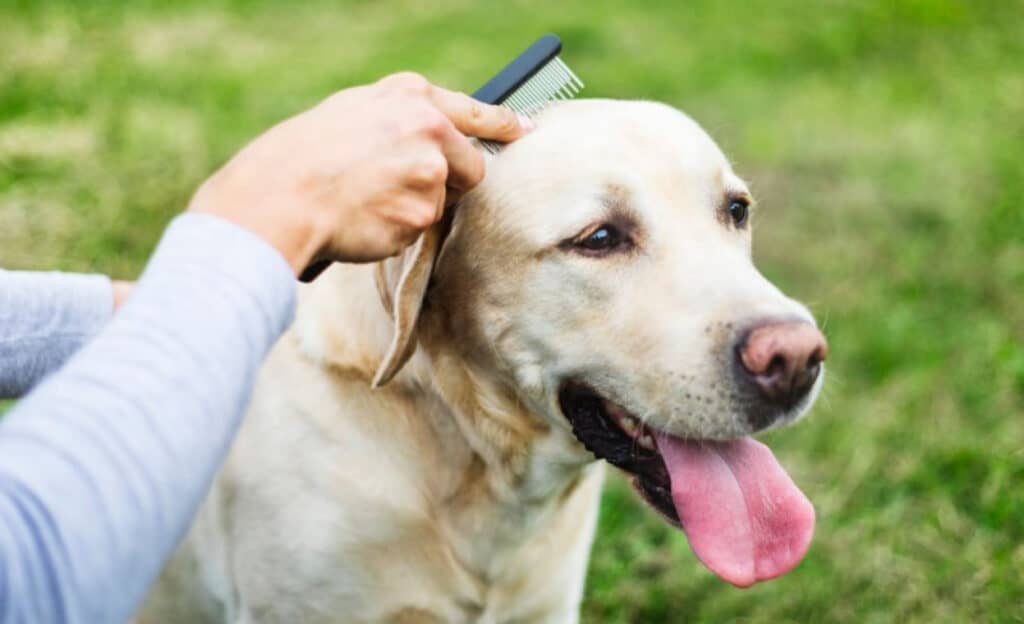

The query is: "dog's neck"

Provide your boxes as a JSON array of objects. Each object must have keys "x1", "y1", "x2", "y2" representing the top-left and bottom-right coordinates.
[
  {"x1": 420, "y1": 338, "x2": 591, "y2": 504},
  {"x1": 292, "y1": 262, "x2": 591, "y2": 506},
  {"x1": 290, "y1": 262, "x2": 598, "y2": 585}
]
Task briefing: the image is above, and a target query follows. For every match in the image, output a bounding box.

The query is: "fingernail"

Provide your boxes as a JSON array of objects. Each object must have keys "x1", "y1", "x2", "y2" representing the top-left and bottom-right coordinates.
[{"x1": 518, "y1": 114, "x2": 535, "y2": 131}]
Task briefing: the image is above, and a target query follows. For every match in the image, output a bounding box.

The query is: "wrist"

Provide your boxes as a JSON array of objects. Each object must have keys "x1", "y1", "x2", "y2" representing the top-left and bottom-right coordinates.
[{"x1": 187, "y1": 183, "x2": 326, "y2": 278}]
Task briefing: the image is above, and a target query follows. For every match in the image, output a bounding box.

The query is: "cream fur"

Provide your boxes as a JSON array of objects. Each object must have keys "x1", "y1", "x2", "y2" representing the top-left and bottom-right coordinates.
[{"x1": 139, "y1": 100, "x2": 822, "y2": 623}]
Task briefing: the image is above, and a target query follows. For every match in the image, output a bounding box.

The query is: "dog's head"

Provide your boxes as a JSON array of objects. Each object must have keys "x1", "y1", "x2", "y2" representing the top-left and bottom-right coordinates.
[{"x1": 373, "y1": 100, "x2": 826, "y2": 587}]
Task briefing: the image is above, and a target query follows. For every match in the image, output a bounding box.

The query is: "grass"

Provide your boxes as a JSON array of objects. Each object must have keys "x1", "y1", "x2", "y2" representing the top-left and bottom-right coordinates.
[{"x1": 2, "y1": 0, "x2": 1022, "y2": 621}]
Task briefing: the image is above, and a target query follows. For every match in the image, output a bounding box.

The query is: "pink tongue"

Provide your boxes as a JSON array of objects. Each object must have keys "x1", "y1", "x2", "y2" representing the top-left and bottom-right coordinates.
[{"x1": 655, "y1": 434, "x2": 815, "y2": 587}]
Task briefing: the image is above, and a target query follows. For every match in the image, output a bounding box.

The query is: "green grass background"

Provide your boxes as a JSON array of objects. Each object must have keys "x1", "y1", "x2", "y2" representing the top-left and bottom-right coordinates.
[{"x1": 1, "y1": 0, "x2": 1022, "y2": 621}]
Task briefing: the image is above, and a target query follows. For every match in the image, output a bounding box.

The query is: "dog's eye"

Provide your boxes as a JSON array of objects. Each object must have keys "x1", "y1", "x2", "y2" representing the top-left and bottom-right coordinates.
[
  {"x1": 727, "y1": 199, "x2": 749, "y2": 227},
  {"x1": 576, "y1": 225, "x2": 624, "y2": 253}
]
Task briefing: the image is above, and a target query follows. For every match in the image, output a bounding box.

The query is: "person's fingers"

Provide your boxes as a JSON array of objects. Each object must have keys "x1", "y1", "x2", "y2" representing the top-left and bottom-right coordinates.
[
  {"x1": 407, "y1": 183, "x2": 446, "y2": 227},
  {"x1": 397, "y1": 193, "x2": 441, "y2": 230},
  {"x1": 401, "y1": 113, "x2": 482, "y2": 193},
  {"x1": 402, "y1": 143, "x2": 449, "y2": 191},
  {"x1": 437, "y1": 124, "x2": 486, "y2": 191},
  {"x1": 429, "y1": 86, "x2": 533, "y2": 142}
]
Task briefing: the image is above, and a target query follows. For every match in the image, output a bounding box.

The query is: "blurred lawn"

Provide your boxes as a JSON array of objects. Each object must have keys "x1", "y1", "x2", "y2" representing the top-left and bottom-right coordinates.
[{"x1": 2, "y1": 0, "x2": 1023, "y2": 621}]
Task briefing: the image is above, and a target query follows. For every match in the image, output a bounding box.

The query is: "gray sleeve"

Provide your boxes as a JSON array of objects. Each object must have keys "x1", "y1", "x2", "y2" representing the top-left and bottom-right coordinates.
[
  {"x1": 0, "y1": 271, "x2": 114, "y2": 399},
  {"x1": 0, "y1": 212, "x2": 297, "y2": 623}
]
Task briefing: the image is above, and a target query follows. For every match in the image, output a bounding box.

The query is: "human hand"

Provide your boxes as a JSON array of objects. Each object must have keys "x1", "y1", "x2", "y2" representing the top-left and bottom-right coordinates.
[
  {"x1": 187, "y1": 72, "x2": 532, "y2": 275},
  {"x1": 112, "y1": 280, "x2": 133, "y2": 310}
]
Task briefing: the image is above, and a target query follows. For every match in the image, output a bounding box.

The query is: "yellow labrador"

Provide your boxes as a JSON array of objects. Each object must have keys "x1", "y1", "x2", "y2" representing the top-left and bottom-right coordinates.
[{"x1": 141, "y1": 99, "x2": 827, "y2": 623}]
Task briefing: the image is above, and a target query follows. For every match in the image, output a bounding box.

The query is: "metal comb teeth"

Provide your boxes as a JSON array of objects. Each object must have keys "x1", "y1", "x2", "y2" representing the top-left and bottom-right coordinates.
[
  {"x1": 479, "y1": 57, "x2": 584, "y2": 154},
  {"x1": 503, "y1": 57, "x2": 584, "y2": 116},
  {"x1": 469, "y1": 33, "x2": 583, "y2": 154}
]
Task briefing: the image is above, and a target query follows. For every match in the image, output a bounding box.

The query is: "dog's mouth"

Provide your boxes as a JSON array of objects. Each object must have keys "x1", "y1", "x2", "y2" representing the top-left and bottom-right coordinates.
[
  {"x1": 557, "y1": 382, "x2": 679, "y2": 523},
  {"x1": 558, "y1": 381, "x2": 816, "y2": 587}
]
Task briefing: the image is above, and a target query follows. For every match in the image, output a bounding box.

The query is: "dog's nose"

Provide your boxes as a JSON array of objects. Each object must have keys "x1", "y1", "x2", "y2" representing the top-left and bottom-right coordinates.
[{"x1": 737, "y1": 321, "x2": 828, "y2": 409}]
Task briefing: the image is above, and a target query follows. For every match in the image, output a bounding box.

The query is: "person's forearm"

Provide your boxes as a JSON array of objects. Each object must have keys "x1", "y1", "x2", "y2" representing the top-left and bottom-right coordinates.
[
  {"x1": 0, "y1": 270, "x2": 115, "y2": 398},
  {"x1": 0, "y1": 213, "x2": 296, "y2": 623}
]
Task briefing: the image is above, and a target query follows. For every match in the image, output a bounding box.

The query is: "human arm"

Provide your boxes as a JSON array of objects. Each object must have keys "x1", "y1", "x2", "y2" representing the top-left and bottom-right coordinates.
[
  {"x1": 0, "y1": 71, "x2": 518, "y2": 401},
  {"x1": 0, "y1": 73, "x2": 528, "y2": 623},
  {"x1": 0, "y1": 273, "x2": 134, "y2": 399},
  {"x1": 0, "y1": 214, "x2": 295, "y2": 623}
]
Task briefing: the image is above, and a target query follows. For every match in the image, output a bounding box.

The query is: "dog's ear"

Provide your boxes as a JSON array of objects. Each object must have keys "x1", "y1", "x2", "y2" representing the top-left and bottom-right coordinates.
[{"x1": 371, "y1": 212, "x2": 454, "y2": 387}]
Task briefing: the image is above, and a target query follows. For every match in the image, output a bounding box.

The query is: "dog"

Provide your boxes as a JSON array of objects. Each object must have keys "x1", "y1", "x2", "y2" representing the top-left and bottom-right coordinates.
[{"x1": 140, "y1": 99, "x2": 827, "y2": 623}]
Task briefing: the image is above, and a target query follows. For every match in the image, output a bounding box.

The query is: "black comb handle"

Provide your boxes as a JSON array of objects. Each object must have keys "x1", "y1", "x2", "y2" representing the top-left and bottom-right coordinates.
[
  {"x1": 472, "y1": 33, "x2": 562, "y2": 105},
  {"x1": 299, "y1": 34, "x2": 561, "y2": 283},
  {"x1": 299, "y1": 258, "x2": 331, "y2": 282}
]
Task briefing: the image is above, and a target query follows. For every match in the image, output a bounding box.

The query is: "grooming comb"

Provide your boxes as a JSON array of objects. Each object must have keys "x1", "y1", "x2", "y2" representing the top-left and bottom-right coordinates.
[
  {"x1": 300, "y1": 33, "x2": 583, "y2": 282},
  {"x1": 471, "y1": 33, "x2": 584, "y2": 153}
]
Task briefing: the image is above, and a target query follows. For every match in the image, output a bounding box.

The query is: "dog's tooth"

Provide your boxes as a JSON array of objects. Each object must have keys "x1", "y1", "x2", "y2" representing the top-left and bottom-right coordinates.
[{"x1": 619, "y1": 417, "x2": 637, "y2": 436}]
